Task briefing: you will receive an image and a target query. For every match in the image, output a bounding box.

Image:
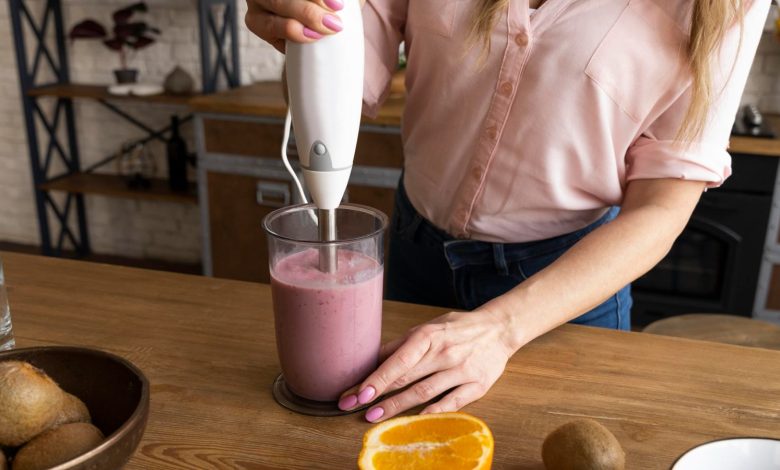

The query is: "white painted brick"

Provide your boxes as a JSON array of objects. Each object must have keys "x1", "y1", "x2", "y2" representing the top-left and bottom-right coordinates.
[
  {"x1": 172, "y1": 43, "x2": 200, "y2": 63},
  {"x1": 759, "y1": 94, "x2": 780, "y2": 114},
  {"x1": 151, "y1": 230, "x2": 200, "y2": 251},
  {"x1": 758, "y1": 34, "x2": 779, "y2": 53},
  {"x1": 764, "y1": 55, "x2": 780, "y2": 75},
  {"x1": 746, "y1": 74, "x2": 776, "y2": 94}
]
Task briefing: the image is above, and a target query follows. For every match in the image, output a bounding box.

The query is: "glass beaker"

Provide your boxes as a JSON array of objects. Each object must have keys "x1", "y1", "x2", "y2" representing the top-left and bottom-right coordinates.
[
  {"x1": 264, "y1": 204, "x2": 387, "y2": 402},
  {"x1": 0, "y1": 258, "x2": 15, "y2": 351}
]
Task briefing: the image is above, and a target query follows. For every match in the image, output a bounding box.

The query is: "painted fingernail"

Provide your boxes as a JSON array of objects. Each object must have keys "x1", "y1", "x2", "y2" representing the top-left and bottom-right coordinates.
[
  {"x1": 365, "y1": 407, "x2": 384, "y2": 422},
  {"x1": 338, "y1": 394, "x2": 358, "y2": 410},
  {"x1": 358, "y1": 386, "x2": 376, "y2": 404},
  {"x1": 324, "y1": 0, "x2": 344, "y2": 10},
  {"x1": 303, "y1": 27, "x2": 323, "y2": 39},
  {"x1": 322, "y1": 14, "x2": 343, "y2": 32}
]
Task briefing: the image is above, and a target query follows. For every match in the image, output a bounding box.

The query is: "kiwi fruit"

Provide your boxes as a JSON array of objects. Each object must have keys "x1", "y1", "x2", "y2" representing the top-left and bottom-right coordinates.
[
  {"x1": 0, "y1": 448, "x2": 7, "y2": 470},
  {"x1": 542, "y1": 419, "x2": 625, "y2": 470},
  {"x1": 12, "y1": 422, "x2": 104, "y2": 470},
  {"x1": 53, "y1": 392, "x2": 91, "y2": 427},
  {"x1": 0, "y1": 361, "x2": 65, "y2": 447}
]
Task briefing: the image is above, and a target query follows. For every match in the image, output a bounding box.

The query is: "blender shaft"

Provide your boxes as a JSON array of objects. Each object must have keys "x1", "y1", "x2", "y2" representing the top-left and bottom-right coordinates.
[{"x1": 318, "y1": 208, "x2": 337, "y2": 273}]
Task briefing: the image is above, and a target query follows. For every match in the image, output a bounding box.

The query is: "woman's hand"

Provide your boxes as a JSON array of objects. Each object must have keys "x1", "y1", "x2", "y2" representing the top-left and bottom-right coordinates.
[
  {"x1": 245, "y1": 0, "x2": 346, "y2": 53},
  {"x1": 338, "y1": 309, "x2": 517, "y2": 422}
]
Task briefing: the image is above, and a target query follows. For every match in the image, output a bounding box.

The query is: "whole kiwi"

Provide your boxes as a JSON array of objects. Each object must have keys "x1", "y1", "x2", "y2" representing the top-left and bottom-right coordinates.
[
  {"x1": 542, "y1": 419, "x2": 626, "y2": 470},
  {"x1": 0, "y1": 361, "x2": 65, "y2": 447},
  {"x1": 12, "y1": 422, "x2": 105, "y2": 470},
  {"x1": 53, "y1": 392, "x2": 91, "y2": 427},
  {"x1": 0, "y1": 448, "x2": 7, "y2": 470}
]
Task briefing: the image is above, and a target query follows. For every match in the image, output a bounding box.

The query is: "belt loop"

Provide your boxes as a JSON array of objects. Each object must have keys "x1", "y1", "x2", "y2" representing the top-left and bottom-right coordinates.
[{"x1": 492, "y1": 243, "x2": 509, "y2": 276}]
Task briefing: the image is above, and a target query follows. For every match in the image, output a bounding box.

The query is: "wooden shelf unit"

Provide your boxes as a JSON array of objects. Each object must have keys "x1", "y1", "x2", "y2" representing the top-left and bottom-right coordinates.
[
  {"x1": 39, "y1": 173, "x2": 198, "y2": 205},
  {"x1": 28, "y1": 84, "x2": 198, "y2": 107}
]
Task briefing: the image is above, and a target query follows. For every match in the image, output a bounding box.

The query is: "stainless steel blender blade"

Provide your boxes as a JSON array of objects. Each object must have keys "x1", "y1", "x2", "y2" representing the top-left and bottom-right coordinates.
[{"x1": 318, "y1": 208, "x2": 337, "y2": 273}]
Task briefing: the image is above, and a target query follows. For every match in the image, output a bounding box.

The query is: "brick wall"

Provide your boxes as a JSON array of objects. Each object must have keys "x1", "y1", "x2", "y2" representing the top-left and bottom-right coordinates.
[
  {"x1": 0, "y1": 0, "x2": 283, "y2": 263},
  {"x1": 744, "y1": 6, "x2": 780, "y2": 112},
  {"x1": 1, "y1": 3, "x2": 778, "y2": 264}
]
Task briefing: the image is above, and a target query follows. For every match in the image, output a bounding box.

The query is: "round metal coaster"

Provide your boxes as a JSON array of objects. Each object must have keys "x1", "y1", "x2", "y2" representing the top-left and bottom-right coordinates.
[{"x1": 272, "y1": 374, "x2": 370, "y2": 416}]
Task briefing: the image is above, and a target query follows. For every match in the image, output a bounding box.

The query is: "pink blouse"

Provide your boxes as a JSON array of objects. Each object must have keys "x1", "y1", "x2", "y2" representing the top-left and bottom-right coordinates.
[{"x1": 361, "y1": 0, "x2": 769, "y2": 242}]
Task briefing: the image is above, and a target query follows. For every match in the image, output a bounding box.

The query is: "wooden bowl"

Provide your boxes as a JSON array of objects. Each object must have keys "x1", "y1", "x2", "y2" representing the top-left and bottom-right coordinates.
[{"x1": 0, "y1": 346, "x2": 149, "y2": 469}]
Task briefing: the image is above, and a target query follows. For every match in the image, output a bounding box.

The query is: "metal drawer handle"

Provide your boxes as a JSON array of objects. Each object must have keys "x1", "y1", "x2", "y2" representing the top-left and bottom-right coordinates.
[{"x1": 257, "y1": 181, "x2": 291, "y2": 208}]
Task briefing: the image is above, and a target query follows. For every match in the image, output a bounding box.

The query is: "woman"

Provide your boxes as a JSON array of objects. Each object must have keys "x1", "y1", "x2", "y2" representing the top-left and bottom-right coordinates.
[{"x1": 246, "y1": 0, "x2": 769, "y2": 423}]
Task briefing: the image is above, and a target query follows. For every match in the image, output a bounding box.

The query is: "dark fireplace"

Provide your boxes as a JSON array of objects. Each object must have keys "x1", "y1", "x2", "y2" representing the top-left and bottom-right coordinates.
[{"x1": 631, "y1": 153, "x2": 777, "y2": 327}]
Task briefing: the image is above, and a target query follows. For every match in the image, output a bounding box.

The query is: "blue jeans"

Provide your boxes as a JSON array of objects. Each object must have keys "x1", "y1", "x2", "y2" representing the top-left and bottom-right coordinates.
[{"x1": 386, "y1": 181, "x2": 632, "y2": 330}]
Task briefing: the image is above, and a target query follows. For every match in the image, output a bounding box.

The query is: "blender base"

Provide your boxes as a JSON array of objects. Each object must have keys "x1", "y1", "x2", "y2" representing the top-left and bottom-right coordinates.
[{"x1": 272, "y1": 374, "x2": 371, "y2": 417}]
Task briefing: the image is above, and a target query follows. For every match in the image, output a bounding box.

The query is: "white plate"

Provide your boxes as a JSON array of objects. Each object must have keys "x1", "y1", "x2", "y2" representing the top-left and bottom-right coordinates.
[
  {"x1": 108, "y1": 84, "x2": 133, "y2": 95},
  {"x1": 107, "y1": 83, "x2": 163, "y2": 97},
  {"x1": 128, "y1": 84, "x2": 164, "y2": 96},
  {"x1": 672, "y1": 438, "x2": 780, "y2": 470}
]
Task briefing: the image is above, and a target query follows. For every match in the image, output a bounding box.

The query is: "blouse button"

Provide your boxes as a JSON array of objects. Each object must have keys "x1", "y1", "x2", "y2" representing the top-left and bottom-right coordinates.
[
  {"x1": 486, "y1": 126, "x2": 498, "y2": 140},
  {"x1": 499, "y1": 81, "x2": 513, "y2": 96},
  {"x1": 515, "y1": 32, "x2": 529, "y2": 46}
]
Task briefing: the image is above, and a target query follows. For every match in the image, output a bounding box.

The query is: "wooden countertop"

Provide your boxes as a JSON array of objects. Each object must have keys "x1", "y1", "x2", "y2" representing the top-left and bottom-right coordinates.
[
  {"x1": 3, "y1": 252, "x2": 780, "y2": 469},
  {"x1": 728, "y1": 111, "x2": 780, "y2": 156},
  {"x1": 189, "y1": 81, "x2": 405, "y2": 127}
]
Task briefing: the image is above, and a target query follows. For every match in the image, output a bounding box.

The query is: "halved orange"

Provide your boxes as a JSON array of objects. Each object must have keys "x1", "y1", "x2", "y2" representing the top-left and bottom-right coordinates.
[{"x1": 358, "y1": 412, "x2": 494, "y2": 470}]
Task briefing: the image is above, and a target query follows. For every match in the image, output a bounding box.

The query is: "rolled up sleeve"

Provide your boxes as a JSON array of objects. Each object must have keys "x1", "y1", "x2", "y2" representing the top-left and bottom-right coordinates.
[
  {"x1": 626, "y1": 0, "x2": 769, "y2": 188},
  {"x1": 362, "y1": 0, "x2": 406, "y2": 118}
]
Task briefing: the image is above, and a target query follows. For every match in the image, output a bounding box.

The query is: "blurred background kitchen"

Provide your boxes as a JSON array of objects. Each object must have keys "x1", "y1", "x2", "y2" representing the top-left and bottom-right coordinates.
[{"x1": 2, "y1": 0, "x2": 780, "y2": 337}]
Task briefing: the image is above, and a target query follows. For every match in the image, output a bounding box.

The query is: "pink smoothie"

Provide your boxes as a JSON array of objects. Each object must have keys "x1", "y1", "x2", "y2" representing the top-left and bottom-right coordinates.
[{"x1": 271, "y1": 248, "x2": 383, "y2": 401}]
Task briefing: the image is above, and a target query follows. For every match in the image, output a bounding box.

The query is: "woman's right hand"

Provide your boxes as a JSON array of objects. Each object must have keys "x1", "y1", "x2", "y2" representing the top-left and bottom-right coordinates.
[{"x1": 245, "y1": 0, "x2": 346, "y2": 53}]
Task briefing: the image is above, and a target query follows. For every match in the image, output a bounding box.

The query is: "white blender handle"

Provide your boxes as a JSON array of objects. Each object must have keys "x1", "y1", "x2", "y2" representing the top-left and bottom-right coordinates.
[{"x1": 286, "y1": 0, "x2": 365, "y2": 211}]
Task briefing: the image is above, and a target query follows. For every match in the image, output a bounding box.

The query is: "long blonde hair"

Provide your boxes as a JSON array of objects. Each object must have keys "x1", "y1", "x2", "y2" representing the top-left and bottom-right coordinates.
[{"x1": 469, "y1": 0, "x2": 745, "y2": 142}]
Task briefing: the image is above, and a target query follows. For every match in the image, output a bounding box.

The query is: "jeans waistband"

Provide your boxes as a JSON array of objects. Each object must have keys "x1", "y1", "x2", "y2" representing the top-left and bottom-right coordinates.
[{"x1": 397, "y1": 179, "x2": 619, "y2": 271}]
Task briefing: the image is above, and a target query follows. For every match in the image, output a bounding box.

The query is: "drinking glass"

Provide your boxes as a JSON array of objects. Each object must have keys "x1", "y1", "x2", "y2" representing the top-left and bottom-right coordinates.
[
  {"x1": 263, "y1": 203, "x2": 387, "y2": 401},
  {"x1": 0, "y1": 258, "x2": 15, "y2": 351}
]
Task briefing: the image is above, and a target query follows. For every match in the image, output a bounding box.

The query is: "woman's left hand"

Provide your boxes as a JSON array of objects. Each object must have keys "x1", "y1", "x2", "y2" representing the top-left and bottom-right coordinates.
[{"x1": 338, "y1": 309, "x2": 516, "y2": 422}]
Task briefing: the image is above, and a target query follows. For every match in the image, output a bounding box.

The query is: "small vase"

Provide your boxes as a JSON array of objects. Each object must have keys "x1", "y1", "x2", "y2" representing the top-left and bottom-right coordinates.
[
  {"x1": 114, "y1": 69, "x2": 139, "y2": 84},
  {"x1": 164, "y1": 66, "x2": 195, "y2": 95}
]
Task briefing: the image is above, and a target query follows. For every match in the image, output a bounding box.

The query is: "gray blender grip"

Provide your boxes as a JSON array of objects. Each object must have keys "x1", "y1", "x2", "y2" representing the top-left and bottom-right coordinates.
[{"x1": 307, "y1": 140, "x2": 335, "y2": 171}]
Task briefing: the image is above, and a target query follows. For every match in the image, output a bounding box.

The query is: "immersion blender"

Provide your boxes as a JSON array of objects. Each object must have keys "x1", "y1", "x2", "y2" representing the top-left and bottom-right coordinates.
[{"x1": 285, "y1": 0, "x2": 365, "y2": 273}]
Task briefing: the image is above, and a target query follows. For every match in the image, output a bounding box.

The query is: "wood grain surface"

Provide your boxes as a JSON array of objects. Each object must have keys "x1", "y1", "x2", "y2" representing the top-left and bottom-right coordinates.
[
  {"x1": 2, "y1": 252, "x2": 779, "y2": 469},
  {"x1": 728, "y1": 114, "x2": 780, "y2": 157},
  {"x1": 644, "y1": 314, "x2": 780, "y2": 350},
  {"x1": 190, "y1": 82, "x2": 405, "y2": 127},
  {"x1": 28, "y1": 84, "x2": 196, "y2": 107},
  {"x1": 39, "y1": 173, "x2": 198, "y2": 205}
]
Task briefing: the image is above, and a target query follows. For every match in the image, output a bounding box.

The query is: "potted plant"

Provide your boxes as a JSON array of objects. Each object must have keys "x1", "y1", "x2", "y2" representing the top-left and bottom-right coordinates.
[{"x1": 69, "y1": 2, "x2": 160, "y2": 84}]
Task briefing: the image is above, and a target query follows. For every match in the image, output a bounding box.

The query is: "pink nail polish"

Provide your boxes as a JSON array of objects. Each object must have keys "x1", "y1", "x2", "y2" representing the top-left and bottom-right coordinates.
[
  {"x1": 303, "y1": 27, "x2": 323, "y2": 39},
  {"x1": 324, "y1": 0, "x2": 344, "y2": 10},
  {"x1": 366, "y1": 407, "x2": 384, "y2": 422},
  {"x1": 357, "y1": 386, "x2": 375, "y2": 404},
  {"x1": 322, "y1": 14, "x2": 343, "y2": 32},
  {"x1": 338, "y1": 394, "x2": 358, "y2": 410}
]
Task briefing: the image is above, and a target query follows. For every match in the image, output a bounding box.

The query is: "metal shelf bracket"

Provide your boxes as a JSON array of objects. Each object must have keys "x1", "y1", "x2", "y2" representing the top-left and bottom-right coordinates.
[
  {"x1": 198, "y1": 0, "x2": 241, "y2": 93},
  {"x1": 8, "y1": 0, "x2": 89, "y2": 257}
]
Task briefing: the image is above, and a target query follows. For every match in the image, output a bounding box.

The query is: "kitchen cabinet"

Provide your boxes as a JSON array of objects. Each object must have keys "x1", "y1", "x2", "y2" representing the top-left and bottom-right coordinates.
[
  {"x1": 754, "y1": 161, "x2": 780, "y2": 322},
  {"x1": 633, "y1": 153, "x2": 777, "y2": 326},
  {"x1": 192, "y1": 83, "x2": 403, "y2": 283},
  {"x1": 206, "y1": 170, "x2": 397, "y2": 283}
]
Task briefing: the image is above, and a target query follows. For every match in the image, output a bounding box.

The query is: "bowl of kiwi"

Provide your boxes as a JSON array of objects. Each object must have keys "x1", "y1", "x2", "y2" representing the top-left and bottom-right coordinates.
[{"x1": 0, "y1": 346, "x2": 149, "y2": 470}]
